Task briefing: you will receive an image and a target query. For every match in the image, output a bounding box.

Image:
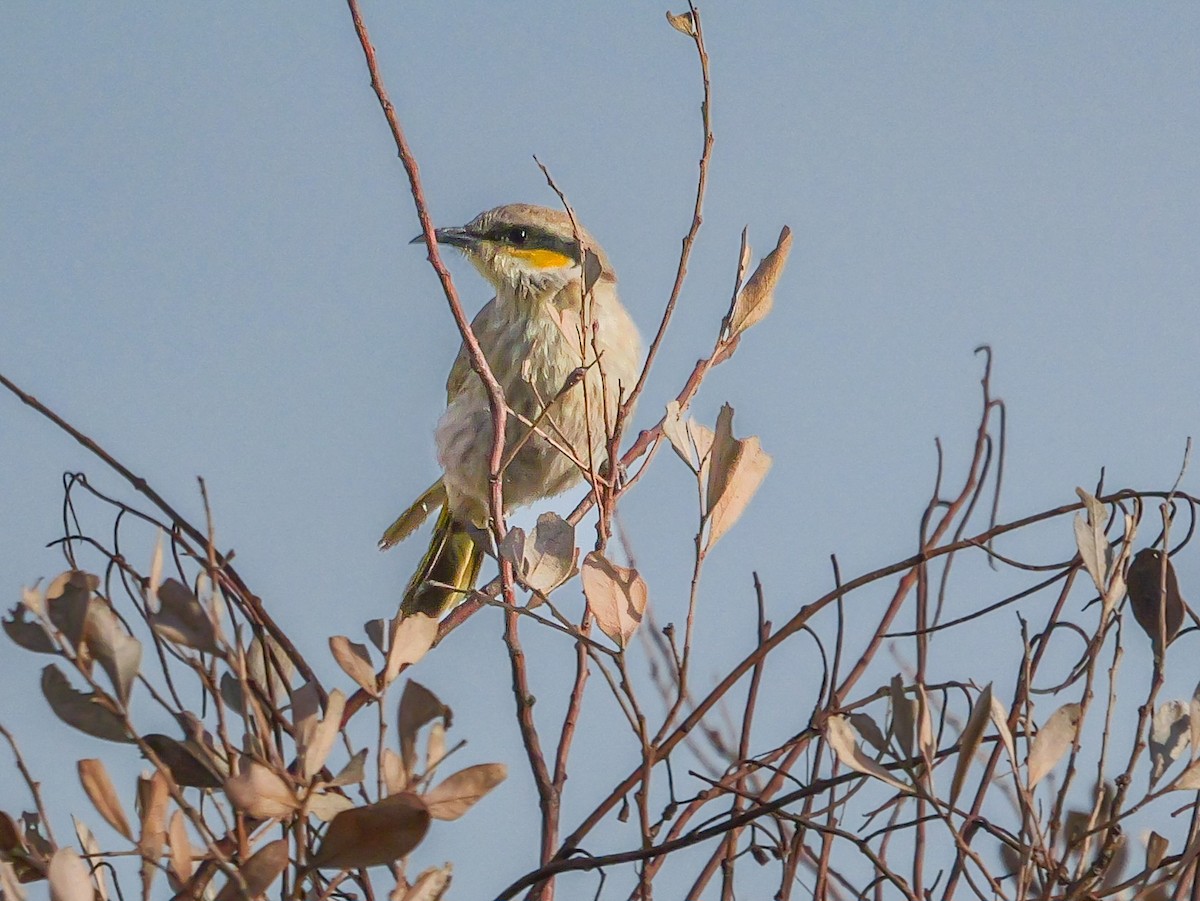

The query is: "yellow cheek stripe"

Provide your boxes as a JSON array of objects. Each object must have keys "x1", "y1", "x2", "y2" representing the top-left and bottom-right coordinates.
[{"x1": 507, "y1": 247, "x2": 575, "y2": 269}]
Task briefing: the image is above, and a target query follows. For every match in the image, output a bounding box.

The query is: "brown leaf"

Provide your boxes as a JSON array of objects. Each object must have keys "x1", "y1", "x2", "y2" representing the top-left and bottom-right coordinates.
[
  {"x1": 3, "y1": 604, "x2": 55, "y2": 654},
  {"x1": 77, "y1": 759, "x2": 133, "y2": 840},
  {"x1": 167, "y1": 810, "x2": 192, "y2": 884},
  {"x1": 329, "y1": 636, "x2": 377, "y2": 695},
  {"x1": 1073, "y1": 488, "x2": 1109, "y2": 595},
  {"x1": 224, "y1": 759, "x2": 299, "y2": 820},
  {"x1": 142, "y1": 734, "x2": 225, "y2": 789},
  {"x1": 662, "y1": 401, "x2": 715, "y2": 474},
  {"x1": 329, "y1": 748, "x2": 368, "y2": 788},
  {"x1": 244, "y1": 634, "x2": 292, "y2": 706},
  {"x1": 82, "y1": 600, "x2": 141, "y2": 707},
  {"x1": 704, "y1": 405, "x2": 772, "y2": 549},
  {"x1": 950, "y1": 684, "x2": 993, "y2": 806},
  {"x1": 1149, "y1": 700, "x2": 1191, "y2": 786},
  {"x1": 846, "y1": 713, "x2": 886, "y2": 753},
  {"x1": 40, "y1": 665, "x2": 131, "y2": 743},
  {"x1": 47, "y1": 847, "x2": 92, "y2": 901},
  {"x1": 0, "y1": 860, "x2": 27, "y2": 901},
  {"x1": 664, "y1": 9, "x2": 696, "y2": 36},
  {"x1": 1126, "y1": 549, "x2": 1186, "y2": 652},
  {"x1": 305, "y1": 790, "x2": 355, "y2": 823},
  {"x1": 398, "y1": 681, "x2": 450, "y2": 778},
  {"x1": 214, "y1": 839, "x2": 288, "y2": 901},
  {"x1": 726, "y1": 226, "x2": 791, "y2": 341},
  {"x1": 151, "y1": 579, "x2": 219, "y2": 654},
  {"x1": 45, "y1": 572, "x2": 97, "y2": 652},
  {"x1": 1146, "y1": 831, "x2": 1168, "y2": 872},
  {"x1": 309, "y1": 793, "x2": 430, "y2": 870},
  {"x1": 1027, "y1": 703, "x2": 1082, "y2": 787},
  {"x1": 383, "y1": 614, "x2": 438, "y2": 687},
  {"x1": 136, "y1": 771, "x2": 169, "y2": 885},
  {"x1": 581, "y1": 552, "x2": 647, "y2": 647},
  {"x1": 302, "y1": 689, "x2": 345, "y2": 780},
  {"x1": 1175, "y1": 758, "x2": 1200, "y2": 790},
  {"x1": 381, "y1": 748, "x2": 407, "y2": 794},
  {"x1": 825, "y1": 715, "x2": 910, "y2": 794},
  {"x1": 69, "y1": 818, "x2": 105, "y2": 901},
  {"x1": 889, "y1": 675, "x2": 916, "y2": 758},
  {"x1": 400, "y1": 864, "x2": 453, "y2": 901},
  {"x1": 423, "y1": 763, "x2": 507, "y2": 821},
  {"x1": 498, "y1": 513, "x2": 577, "y2": 597}
]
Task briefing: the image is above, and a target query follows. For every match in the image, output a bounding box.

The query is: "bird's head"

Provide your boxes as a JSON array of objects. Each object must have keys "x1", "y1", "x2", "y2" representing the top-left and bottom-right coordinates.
[{"x1": 412, "y1": 203, "x2": 612, "y2": 298}]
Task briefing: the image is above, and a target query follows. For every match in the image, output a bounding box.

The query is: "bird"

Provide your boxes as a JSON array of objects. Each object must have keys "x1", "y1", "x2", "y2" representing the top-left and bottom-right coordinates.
[{"x1": 380, "y1": 203, "x2": 642, "y2": 618}]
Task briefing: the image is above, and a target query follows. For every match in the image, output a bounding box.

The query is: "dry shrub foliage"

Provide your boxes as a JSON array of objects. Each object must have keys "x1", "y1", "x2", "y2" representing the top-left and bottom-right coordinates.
[{"x1": 3, "y1": 6, "x2": 1200, "y2": 901}]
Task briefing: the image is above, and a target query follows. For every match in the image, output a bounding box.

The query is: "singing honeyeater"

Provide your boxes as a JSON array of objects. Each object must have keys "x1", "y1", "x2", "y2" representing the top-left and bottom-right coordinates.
[{"x1": 380, "y1": 203, "x2": 642, "y2": 618}]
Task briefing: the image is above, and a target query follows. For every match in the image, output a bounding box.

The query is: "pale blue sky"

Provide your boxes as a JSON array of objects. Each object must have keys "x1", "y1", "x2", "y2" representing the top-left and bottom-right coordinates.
[{"x1": 3, "y1": 4, "x2": 1199, "y2": 898}]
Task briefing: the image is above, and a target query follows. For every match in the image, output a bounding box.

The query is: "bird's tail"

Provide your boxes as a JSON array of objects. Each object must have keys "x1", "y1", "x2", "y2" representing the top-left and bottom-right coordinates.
[{"x1": 400, "y1": 505, "x2": 484, "y2": 618}]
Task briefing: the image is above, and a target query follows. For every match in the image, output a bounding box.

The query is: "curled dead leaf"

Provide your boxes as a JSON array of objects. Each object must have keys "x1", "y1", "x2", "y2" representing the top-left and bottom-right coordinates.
[
  {"x1": 40, "y1": 665, "x2": 131, "y2": 743},
  {"x1": 214, "y1": 839, "x2": 289, "y2": 901},
  {"x1": 825, "y1": 715, "x2": 910, "y2": 794},
  {"x1": 329, "y1": 635, "x2": 377, "y2": 694},
  {"x1": 726, "y1": 226, "x2": 791, "y2": 342}
]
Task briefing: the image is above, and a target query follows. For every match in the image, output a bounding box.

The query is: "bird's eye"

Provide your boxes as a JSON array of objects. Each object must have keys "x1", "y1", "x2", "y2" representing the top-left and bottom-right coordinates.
[{"x1": 509, "y1": 227, "x2": 528, "y2": 245}]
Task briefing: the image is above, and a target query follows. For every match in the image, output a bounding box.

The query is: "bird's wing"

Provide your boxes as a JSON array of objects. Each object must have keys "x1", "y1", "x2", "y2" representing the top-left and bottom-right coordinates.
[
  {"x1": 378, "y1": 477, "x2": 448, "y2": 551},
  {"x1": 445, "y1": 297, "x2": 499, "y2": 401}
]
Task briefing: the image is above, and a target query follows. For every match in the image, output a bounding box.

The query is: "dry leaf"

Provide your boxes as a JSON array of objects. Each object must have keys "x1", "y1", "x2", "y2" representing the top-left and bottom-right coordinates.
[
  {"x1": 46, "y1": 572, "x2": 95, "y2": 652},
  {"x1": 1150, "y1": 700, "x2": 1191, "y2": 786},
  {"x1": 847, "y1": 713, "x2": 886, "y2": 753},
  {"x1": 662, "y1": 401, "x2": 715, "y2": 474},
  {"x1": 136, "y1": 771, "x2": 169, "y2": 899},
  {"x1": 47, "y1": 848, "x2": 92, "y2": 901},
  {"x1": 889, "y1": 675, "x2": 915, "y2": 759},
  {"x1": 950, "y1": 684, "x2": 993, "y2": 806},
  {"x1": 3, "y1": 604, "x2": 55, "y2": 654},
  {"x1": 224, "y1": 759, "x2": 299, "y2": 820},
  {"x1": 498, "y1": 513, "x2": 576, "y2": 597},
  {"x1": 1146, "y1": 831, "x2": 1169, "y2": 871},
  {"x1": 302, "y1": 690, "x2": 346, "y2": 780},
  {"x1": 664, "y1": 9, "x2": 696, "y2": 36},
  {"x1": 1174, "y1": 757, "x2": 1200, "y2": 790},
  {"x1": 142, "y1": 733, "x2": 224, "y2": 788},
  {"x1": 329, "y1": 748, "x2": 368, "y2": 788},
  {"x1": 382, "y1": 748, "x2": 407, "y2": 794},
  {"x1": 825, "y1": 715, "x2": 910, "y2": 794},
  {"x1": 1126, "y1": 549, "x2": 1186, "y2": 652},
  {"x1": 704, "y1": 405, "x2": 772, "y2": 549},
  {"x1": 305, "y1": 790, "x2": 355, "y2": 823},
  {"x1": 41, "y1": 665, "x2": 131, "y2": 743},
  {"x1": 989, "y1": 695, "x2": 1019, "y2": 772},
  {"x1": 309, "y1": 793, "x2": 430, "y2": 870},
  {"x1": 82, "y1": 600, "x2": 141, "y2": 707},
  {"x1": 398, "y1": 681, "x2": 450, "y2": 778},
  {"x1": 1073, "y1": 488, "x2": 1109, "y2": 595},
  {"x1": 1191, "y1": 681, "x2": 1200, "y2": 762},
  {"x1": 245, "y1": 634, "x2": 292, "y2": 706},
  {"x1": 726, "y1": 226, "x2": 791, "y2": 341},
  {"x1": 214, "y1": 839, "x2": 288, "y2": 901},
  {"x1": 151, "y1": 579, "x2": 220, "y2": 654},
  {"x1": 329, "y1": 636, "x2": 377, "y2": 694},
  {"x1": 426, "y1": 722, "x2": 446, "y2": 772},
  {"x1": 70, "y1": 818, "x2": 106, "y2": 901},
  {"x1": 0, "y1": 861, "x2": 26, "y2": 901},
  {"x1": 581, "y1": 552, "x2": 647, "y2": 647},
  {"x1": 423, "y1": 763, "x2": 507, "y2": 821},
  {"x1": 1027, "y1": 703, "x2": 1082, "y2": 787},
  {"x1": 77, "y1": 759, "x2": 132, "y2": 840},
  {"x1": 400, "y1": 864, "x2": 453, "y2": 901},
  {"x1": 383, "y1": 614, "x2": 438, "y2": 686},
  {"x1": 167, "y1": 810, "x2": 192, "y2": 884},
  {"x1": 916, "y1": 683, "x2": 935, "y2": 766}
]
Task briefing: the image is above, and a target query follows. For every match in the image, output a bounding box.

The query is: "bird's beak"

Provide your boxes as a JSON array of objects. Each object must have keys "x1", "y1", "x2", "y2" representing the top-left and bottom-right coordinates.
[{"x1": 409, "y1": 225, "x2": 476, "y2": 250}]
